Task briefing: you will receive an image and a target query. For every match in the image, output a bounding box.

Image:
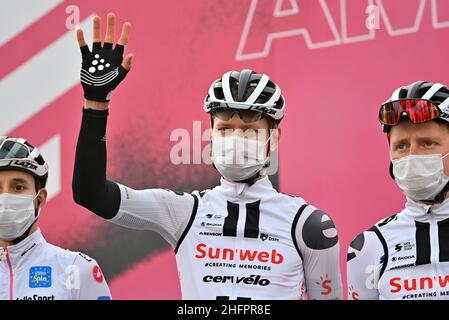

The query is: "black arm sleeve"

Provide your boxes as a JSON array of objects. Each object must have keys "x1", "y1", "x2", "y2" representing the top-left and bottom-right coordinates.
[{"x1": 72, "y1": 108, "x2": 121, "y2": 219}]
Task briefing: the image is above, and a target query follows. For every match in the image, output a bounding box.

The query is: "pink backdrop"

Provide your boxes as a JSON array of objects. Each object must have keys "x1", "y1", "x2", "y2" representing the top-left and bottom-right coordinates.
[{"x1": 2, "y1": 0, "x2": 449, "y2": 299}]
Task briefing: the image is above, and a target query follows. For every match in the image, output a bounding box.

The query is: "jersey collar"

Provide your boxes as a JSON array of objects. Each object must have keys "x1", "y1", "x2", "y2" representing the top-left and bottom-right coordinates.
[
  {"x1": 218, "y1": 175, "x2": 275, "y2": 197},
  {"x1": 1, "y1": 228, "x2": 46, "y2": 267},
  {"x1": 404, "y1": 197, "x2": 449, "y2": 221}
]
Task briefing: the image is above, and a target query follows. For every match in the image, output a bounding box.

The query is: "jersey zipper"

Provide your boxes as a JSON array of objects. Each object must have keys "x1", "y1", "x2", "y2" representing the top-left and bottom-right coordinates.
[
  {"x1": 235, "y1": 189, "x2": 247, "y2": 300},
  {"x1": 427, "y1": 208, "x2": 441, "y2": 299},
  {"x1": 429, "y1": 209, "x2": 439, "y2": 264},
  {"x1": 2, "y1": 248, "x2": 13, "y2": 300}
]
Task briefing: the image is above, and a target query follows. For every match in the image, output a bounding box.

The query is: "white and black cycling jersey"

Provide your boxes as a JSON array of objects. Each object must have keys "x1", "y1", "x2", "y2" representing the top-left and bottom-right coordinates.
[
  {"x1": 72, "y1": 108, "x2": 343, "y2": 300},
  {"x1": 347, "y1": 197, "x2": 449, "y2": 300},
  {"x1": 109, "y1": 176, "x2": 343, "y2": 300}
]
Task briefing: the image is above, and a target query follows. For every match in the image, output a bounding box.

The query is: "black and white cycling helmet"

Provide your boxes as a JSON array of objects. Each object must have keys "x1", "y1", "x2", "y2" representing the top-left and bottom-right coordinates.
[
  {"x1": 204, "y1": 69, "x2": 286, "y2": 124},
  {"x1": 0, "y1": 136, "x2": 48, "y2": 189},
  {"x1": 381, "y1": 81, "x2": 449, "y2": 132}
]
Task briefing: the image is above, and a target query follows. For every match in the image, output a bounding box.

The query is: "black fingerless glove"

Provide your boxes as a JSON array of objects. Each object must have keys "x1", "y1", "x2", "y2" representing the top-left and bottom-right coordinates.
[{"x1": 80, "y1": 42, "x2": 128, "y2": 102}]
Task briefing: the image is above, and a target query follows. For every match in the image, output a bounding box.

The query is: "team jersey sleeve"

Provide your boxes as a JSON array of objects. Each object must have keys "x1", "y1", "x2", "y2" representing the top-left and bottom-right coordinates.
[
  {"x1": 294, "y1": 205, "x2": 343, "y2": 300},
  {"x1": 70, "y1": 253, "x2": 112, "y2": 300},
  {"x1": 108, "y1": 184, "x2": 197, "y2": 248},
  {"x1": 72, "y1": 107, "x2": 197, "y2": 249},
  {"x1": 347, "y1": 229, "x2": 384, "y2": 300}
]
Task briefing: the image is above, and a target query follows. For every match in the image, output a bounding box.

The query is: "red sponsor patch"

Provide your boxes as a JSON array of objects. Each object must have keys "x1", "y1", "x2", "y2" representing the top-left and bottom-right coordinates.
[{"x1": 92, "y1": 265, "x2": 104, "y2": 283}]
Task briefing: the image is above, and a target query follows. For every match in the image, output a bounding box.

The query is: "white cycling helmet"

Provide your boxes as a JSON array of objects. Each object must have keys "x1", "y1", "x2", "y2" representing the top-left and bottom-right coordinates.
[
  {"x1": 0, "y1": 136, "x2": 48, "y2": 188},
  {"x1": 204, "y1": 69, "x2": 286, "y2": 124}
]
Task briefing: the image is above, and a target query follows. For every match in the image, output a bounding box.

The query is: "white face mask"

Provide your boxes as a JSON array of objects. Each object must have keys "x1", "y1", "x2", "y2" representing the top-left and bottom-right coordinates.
[
  {"x1": 211, "y1": 134, "x2": 272, "y2": 182},
  {"x1": 0, "y1": 193, "x2": 40, "y2": 241},
  {"x1": 392, "y1": 153, "x2": 449, "y2": 201}
]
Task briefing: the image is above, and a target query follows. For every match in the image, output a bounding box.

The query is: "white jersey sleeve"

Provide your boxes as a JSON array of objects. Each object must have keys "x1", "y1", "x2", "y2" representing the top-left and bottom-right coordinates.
[
  {"x1": 294, "y1": 205, "x2": 343, "y2": 300},
  {"x1": 347, "y1": 229, "x2": 384, "y2": 300},
  {"x1": 108, "y1": 183, "x2": 197, "y2": 248},
  {"x1": 71, "y1": 253, "x2": 112, "y2": 300}
]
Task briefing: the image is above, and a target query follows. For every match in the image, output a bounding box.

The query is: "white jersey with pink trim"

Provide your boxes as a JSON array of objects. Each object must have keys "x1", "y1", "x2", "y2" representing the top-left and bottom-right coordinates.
[
  {"x1": 111, "y1": 176, "x2": 343, "y2": 300},
  {"x1": 0, "y1": 229, "x2": 111, "y2": 300}
]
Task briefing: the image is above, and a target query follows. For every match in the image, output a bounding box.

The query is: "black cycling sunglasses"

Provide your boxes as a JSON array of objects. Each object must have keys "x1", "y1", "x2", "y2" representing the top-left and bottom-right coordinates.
[{"x1": 210, "y1": 108, "x2": 267, "y2": 123}]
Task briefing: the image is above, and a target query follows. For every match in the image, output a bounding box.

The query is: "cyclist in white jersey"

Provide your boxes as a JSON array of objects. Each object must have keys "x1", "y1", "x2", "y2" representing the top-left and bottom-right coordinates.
[
  {"x1": 0, "y1": 136, "x2": 111, "y2": 300},
  {"x1": 73, "y1": 13, "x2": 343, "y2": 300},
  {"x1": 347, "y1": 81, "x2": 449, "y2": 300}
]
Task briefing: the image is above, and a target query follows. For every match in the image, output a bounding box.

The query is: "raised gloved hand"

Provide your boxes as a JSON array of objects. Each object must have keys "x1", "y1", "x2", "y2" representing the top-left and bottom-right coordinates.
[{"x1": 77, "y1": 13, "x2": 133, "y2": 102}]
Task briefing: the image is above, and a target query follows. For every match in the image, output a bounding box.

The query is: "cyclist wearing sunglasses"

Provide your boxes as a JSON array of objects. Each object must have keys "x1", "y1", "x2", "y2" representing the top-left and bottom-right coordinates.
[
  {"x1": 72, "y1": 13, "x2": 342, "y2": 300},
  {"x1": 347, "y1": 81, "x2": 449, "y2": 300},
  {"x1": 0, "y1": 137, "x2": 111, "y2": 300}
]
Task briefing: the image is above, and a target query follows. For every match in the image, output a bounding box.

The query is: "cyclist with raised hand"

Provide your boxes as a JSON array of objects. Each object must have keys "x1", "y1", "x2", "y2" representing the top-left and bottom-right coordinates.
[
  {"x1": 0, "y1": 136, "x2": 111, "y2": 300},
  {"x1": 347, "y1": 81, "x2": 449, "y2": 300},
  {"x1": 73, "y1": 13, "x2": 342, "y2": 300}
]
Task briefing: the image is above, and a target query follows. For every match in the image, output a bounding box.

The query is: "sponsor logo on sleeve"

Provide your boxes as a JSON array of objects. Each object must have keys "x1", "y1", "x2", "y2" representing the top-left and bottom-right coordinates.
[{"x1": 92, "y1": 265, "x2": 104, "y2": 283}]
